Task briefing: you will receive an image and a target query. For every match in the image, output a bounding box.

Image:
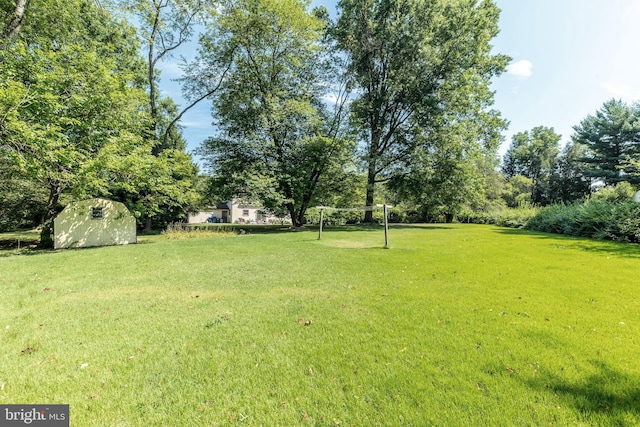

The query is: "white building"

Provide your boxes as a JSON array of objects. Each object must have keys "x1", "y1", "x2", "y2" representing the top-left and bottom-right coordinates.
[
  {"x1": 54, "y1": 198, "x2": 137, "y2": 249},
  {"x1": 187, "y1": 201, "x2": 284, "y2": 224}
]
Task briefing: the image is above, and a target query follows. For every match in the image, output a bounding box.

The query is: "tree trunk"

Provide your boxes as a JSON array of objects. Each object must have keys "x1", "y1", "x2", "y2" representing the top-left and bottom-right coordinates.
[
  {"x1": 2, "y1": 0, "x2": 29, "y2": 44},
  {"x1": 295, "y1": 203, "x2": 309, "y2": 229},
  {"x1": 364, "y1": 125, "x2": 381, "y2": 223},
  {"x1": 144, "y1": 217, "x2": 153, "y2": 233},
  {"x1": 364, "y1": 156, "x2": 377, "y2": 223},
  {"x1": 148, "y1": 44, "x2": 159, "y2": 154},
  {"x1": 287, "y1": 203, "x2": 301, "y2": 228},
  {"x1": 44, "y1": 182, "x2": 61, "y2": 222},
  {"x1": 148, "y1": 3, "x2": 161, "y2": 155},
  {"x1": 40, "y1": 182, "x2": 61, "y2": 248}
]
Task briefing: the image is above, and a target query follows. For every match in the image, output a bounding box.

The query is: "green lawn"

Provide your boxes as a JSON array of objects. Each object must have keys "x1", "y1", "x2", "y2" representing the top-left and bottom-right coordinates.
[{"x1": 1, "y1": 224, "x2": 639, "y2": 426}]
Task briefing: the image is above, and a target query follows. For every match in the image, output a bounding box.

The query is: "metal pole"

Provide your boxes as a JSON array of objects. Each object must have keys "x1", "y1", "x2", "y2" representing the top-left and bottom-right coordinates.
[
  {"x1": 318, "y1": 208, "x2": 324, "y2": 240},
  {"x1": 383, "y1": 204, "x2": 389, "y2": 248}
]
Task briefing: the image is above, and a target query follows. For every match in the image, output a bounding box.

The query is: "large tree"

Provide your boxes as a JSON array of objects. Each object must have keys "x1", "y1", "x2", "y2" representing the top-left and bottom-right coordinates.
[
  {"x1": 502, "y1": 126, "x2": 560, "y2": 205},
  {"x1": 0, "y1": 0, "x2": 148, "y2": 230},
  {"x1": 194, "y1": 0, "x2": 354, "y2": 227},
  {"x1": 1, "y1": 0, "x2": 203, "y2": 237},
  {"x1": 333, "y1": 0, "x2": 509, "y2": 221},
  {"x1": 387, "y1": 108, "x2": 506, "y2": 221},
  {"x1": 572, "y1": 99, "x2": 640, "y2": 186}
]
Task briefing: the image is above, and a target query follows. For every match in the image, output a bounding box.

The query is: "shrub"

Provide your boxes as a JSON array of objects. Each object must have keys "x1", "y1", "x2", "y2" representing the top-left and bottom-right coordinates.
[
  {"x1": 457, "y1": 206, "x2": 538, "y2": 228},
  {"x1": 592, "y1": 182, "x2": 635, "y2": 203},
  {"x1": 525, "y1": 199, "x2": 640, "y2": 243}
]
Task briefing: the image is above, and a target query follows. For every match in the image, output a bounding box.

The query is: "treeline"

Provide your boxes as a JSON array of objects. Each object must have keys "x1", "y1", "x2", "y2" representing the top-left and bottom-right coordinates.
[
  {"x1": 2, "y1": 0, "x2": 513, "y2": 237},
  {"x1": 463, "y1": 100, "x2": 640, "y2": 243},
  {"x1": 2, "y1": 0, "x2": 640, "y2": 245}
]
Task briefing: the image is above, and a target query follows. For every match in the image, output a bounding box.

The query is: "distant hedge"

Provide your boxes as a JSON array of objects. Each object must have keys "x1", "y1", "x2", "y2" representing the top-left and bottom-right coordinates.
[
  {"x1": 457, "y1": 206, "x2": 538, "y2": 229},
  {"x1": 525, "y1": 200, "x2": 640, "y2": 243}
]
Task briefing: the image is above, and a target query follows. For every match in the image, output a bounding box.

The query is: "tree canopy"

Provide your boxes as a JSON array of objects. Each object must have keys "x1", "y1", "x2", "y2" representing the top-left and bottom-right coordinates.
[
  {"x1": 0, "y1": 0, "x2": 200, "y2": 241},
  {"x1": 193, "y1": 0, "x2": 354, "y2": 227},
  {"x1": 572, "y1": 99, "x2": 640, "y2": 186},
  {"x1": 502, "y1": 126, "x2": 560, "y2": 206},
  {"x1": 333, "y1": 0, "x2": 509, "y2": 221}
]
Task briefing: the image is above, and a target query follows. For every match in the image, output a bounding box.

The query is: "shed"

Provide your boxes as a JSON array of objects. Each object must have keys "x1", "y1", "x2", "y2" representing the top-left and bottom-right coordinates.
[{"x1": 54, "y1": 198, "x2": 137, "y2": 249}]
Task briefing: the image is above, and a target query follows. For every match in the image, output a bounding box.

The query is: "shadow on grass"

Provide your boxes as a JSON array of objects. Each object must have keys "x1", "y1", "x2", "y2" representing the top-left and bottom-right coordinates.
[
  {"x1": 523, "y1": 360, "x2": 640, "y2": 421},
  {"x1": 493, "y1": 227, "x2": 640, "y2": 258},
  {"x1": 0, "y1": 237, "x2": 42, "y2": 258}
]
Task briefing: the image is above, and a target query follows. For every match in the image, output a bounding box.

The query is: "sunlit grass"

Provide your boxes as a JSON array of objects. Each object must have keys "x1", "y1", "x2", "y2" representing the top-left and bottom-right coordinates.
[{"x1": 1, "y1": 225, "x2": 639, "y2": 425}]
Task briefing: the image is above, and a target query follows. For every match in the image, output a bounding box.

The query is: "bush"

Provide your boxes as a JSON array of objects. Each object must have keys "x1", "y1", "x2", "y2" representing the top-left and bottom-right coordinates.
[
  {"x1": 592, "y1": 182, "x2": 635, "y2": 203},
  {"x1": 457, "y1": 206, "x2": 538, "y2": 228},
  {"x1": 525, "y1": 199, "x2": 640, "y2": 243}
]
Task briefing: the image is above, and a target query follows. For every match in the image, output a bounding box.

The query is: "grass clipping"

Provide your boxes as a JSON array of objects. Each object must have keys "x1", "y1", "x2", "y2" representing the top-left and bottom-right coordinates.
[{"x1": 162, "y1": 223, "x2": 239, "y2": 239}]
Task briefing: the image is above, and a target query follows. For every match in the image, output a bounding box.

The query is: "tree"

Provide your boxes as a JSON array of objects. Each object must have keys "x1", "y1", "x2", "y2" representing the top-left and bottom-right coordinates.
[
  {"x1": 333, "y1": 0, "x2": 509, "y2": 221},
  {"x1": 0, "y1": 148, "x2": 48, "y2": 231},
  {"x1": 502, "y1": 175, "x2": 533, "y2": 209},
  {"x1": 121, "y1": 0, "x2": 206, "y2": 153},
  {"x1": 98, "y1": 145, "x2": 200, "y2": 228},
  {"x1": 0, "y1": 0, "x2": 157, "y2": 243},
  {"x1": 115, "y1": 0, "x2": 222, "y2": 230},
  {"x1": 573, "y1": 99, "x2": 640, "y2": 186},
  {"x1": 1, "y1": 0, "x2": 29, "y2": 46},
  {"x1": 501, "y1": 126, "x2": 560, "y2": 205},
  {"x1": 194, "y1": 0, "x2": 354, "y2": 227},
  {"x1": 549, "y1": 141, "x2": 592, "y2": 203},
  {"x1": 387, "y1": 109, "x2": 506, "y2": 222}
]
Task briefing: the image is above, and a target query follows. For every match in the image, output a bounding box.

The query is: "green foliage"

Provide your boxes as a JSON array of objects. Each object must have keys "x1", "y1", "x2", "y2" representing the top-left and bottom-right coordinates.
[
  {"x1": 0, "y1": 153, "x2": 48, "y2": 230},
  {"x1": 1, "y1": 0, "x2": 201, "y2": 234},
  {"x1": 502, "y1": 175, "x2": 533, "y2": 208},
  {"x1": 333, "y1": 0, "x2": 509, "y2": 219},
  {"x1": 573, "y1": 99, "x2": 640, "y2": 185},
  {"x1": 0, "y1": 0, "x2": 150, "y2": 236},
  {"x1": 525, "y1": 187, "x2": 640, "y2": 242},
  {"x1": 502, "y1": 126, "x2": 561, "y2": 205},
  {"x1": 458, "y1": 206, "x2": 538, "y2": 228},
  {"x1": 591, "y1": 181, "x2": 635, "y2": 203},
  {"x1": 549, "y1": 141, "x2": 592, "y2": 203},
  {"x1": 101, "y1": 147, "x2": 201, "y2": 228},
  {"x1": 194, "y1": 0, "x2": 355, "y2": 227}
]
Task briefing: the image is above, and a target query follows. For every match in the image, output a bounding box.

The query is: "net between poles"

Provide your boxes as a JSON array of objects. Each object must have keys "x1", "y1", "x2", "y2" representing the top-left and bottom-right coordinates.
[
  {"x1": 314, "y1": 205, "x2": 378, "y2": 212},
  {"x1": 315, "y1": 204, "x2": 393, "y2": 248}
]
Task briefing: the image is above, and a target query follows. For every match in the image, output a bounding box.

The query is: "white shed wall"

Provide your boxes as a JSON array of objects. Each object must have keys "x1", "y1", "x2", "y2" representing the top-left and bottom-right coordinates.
[{"x1": 54, "y1": 199, "x2": 136, "y2": 249}]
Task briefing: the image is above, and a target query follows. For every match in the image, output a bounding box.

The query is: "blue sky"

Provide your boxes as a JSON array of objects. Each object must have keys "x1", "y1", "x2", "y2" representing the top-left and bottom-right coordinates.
[
  {"x1": 158, "y1": 0, "x2": 640, "y2": 163},
  {"x1": 491, "y1": 0, "x2": 640, "y2": 155}
]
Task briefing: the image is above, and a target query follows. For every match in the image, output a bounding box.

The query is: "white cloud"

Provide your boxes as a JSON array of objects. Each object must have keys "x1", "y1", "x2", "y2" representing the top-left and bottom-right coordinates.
[{"x1": 507, "y1": 59, "x2": 533, "y2": 78}]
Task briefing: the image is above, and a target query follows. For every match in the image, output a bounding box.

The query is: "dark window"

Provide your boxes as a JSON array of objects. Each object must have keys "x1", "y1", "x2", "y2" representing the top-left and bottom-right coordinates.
[{"x1": 91, "y1": 207, "x2": 104, "y2": 219}]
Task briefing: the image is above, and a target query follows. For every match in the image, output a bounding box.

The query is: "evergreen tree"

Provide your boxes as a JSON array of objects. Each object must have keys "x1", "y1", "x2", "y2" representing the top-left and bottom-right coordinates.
[
  {"x1": 549, "y1": 141, "x2": 592, "y2": 203},
  {"x1": 573, "y1": 99, "x2": 640, "y2": 186}
]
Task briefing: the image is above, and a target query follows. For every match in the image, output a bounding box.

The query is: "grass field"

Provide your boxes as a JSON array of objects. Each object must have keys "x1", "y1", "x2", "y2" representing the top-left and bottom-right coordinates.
[{"x1": 1, "y1": 224, "x2": 639, "y2": 426}]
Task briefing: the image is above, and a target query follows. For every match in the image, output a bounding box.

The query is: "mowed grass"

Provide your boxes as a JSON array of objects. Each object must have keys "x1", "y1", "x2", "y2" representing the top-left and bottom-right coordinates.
[{"x1": 1, "y1": 224, "x2": 640, "y2": 426}]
